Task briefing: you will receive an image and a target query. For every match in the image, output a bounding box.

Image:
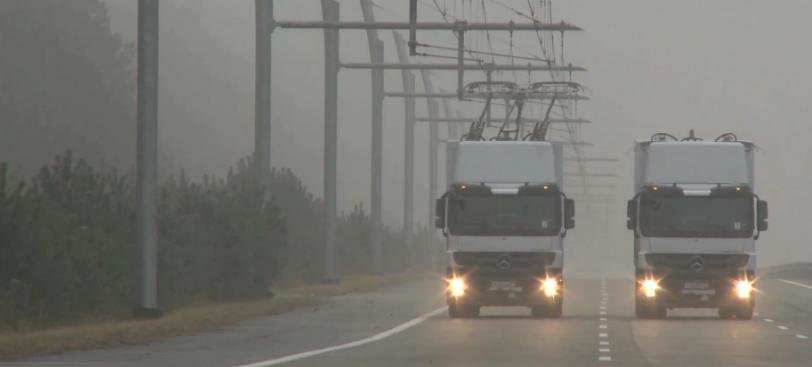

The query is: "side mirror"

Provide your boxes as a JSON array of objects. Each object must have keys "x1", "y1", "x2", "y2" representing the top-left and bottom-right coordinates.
[
  {"x1": 435, "y1": 198, "x2": 446, "y2": 229},
  {"x1": 626, "y1": 199, "x2": 637, "y2": 230},
  {"x1": 564, "y1": 198, "x2": 575, "y2": 230},
  {"x1": 757, "y1": 200, "x2": 768, "y2": 232}
]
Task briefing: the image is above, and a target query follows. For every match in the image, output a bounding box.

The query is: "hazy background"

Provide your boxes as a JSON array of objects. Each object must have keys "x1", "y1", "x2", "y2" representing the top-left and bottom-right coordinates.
[{"x1": 93, "y1": 0, "x2": 812, "y2": 276}]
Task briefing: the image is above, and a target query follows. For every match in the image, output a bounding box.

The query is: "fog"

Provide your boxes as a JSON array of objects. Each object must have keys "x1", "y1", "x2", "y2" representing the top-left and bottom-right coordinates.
[{"x1": 101, "y1": 0, "x2": 812, "y2": 277}]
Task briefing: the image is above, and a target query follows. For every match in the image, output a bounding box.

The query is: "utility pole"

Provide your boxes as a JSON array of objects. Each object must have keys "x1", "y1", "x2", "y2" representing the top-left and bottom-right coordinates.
[
  {"x1": 360, "y1": 0, "x2": 383, "y2": 274},
  {"x1": 393, "y1": 32, "x2": 416, "y2": 270},
  {"x1": 321, "y1": 0, "x2": 340, "y2": 283},
  {"x1": 419, "y1": 69, "x2": 439, "y2": 271},
  {"x1": 136, "y1": 0, "x2": 160, "y2": 317},
  {"x1": 255, "y1": 0, "x2": 273, "y2": 202}
]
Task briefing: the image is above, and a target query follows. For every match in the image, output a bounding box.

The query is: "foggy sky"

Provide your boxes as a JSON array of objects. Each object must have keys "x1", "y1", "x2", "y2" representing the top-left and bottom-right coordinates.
[{"x1": 104, "y1": 0, "x2": 812, "y2": 275}]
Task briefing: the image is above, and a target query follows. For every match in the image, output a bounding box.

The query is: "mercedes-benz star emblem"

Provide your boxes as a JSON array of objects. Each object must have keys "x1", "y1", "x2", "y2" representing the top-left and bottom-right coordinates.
[
  {"x1": 690, "y1": 256, "x2": 704, "y2": 272},
  {"x1": 496, "y1": 255, "x2": 512, "y2": 270}
]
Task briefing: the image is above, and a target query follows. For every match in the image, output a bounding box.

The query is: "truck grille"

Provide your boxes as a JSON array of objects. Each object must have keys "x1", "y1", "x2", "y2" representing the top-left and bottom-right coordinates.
[
  {"x1": 645, "y1": 254, "x2": 749, "y2": 272},
  {"x1": 453, "y1": 252, "x2": 555, "y2": 271}
]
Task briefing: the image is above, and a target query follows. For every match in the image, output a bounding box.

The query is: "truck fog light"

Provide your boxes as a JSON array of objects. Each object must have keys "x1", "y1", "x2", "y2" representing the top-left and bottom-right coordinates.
[
  {"x1": 735, "y1": 280, "x2": 752, "y2": 299},
  {"x1": 449, "y1": 277, "x2": 466, "y2": 298},
  {"x1": 642, "y1": 279, "x2": 659, "y2": 298},
  {"x1": 541, "y1": 278, "x2": 559, "y2": 297}
]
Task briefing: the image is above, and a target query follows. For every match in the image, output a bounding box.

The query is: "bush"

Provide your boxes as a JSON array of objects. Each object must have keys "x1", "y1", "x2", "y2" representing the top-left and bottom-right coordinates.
[{"x1": 0, "y1": 152, "x2": 420, "y2": 330}]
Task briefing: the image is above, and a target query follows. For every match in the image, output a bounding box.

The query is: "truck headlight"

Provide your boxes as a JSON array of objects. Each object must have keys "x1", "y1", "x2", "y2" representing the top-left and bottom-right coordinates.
[
  {"x1": 449, "y1": 277, "x2": 466, "y2": 298},
  {"x1": 735, "y1": 280, "x2": 753, "y2": 299},
  {"x1": 541, "y1": 278, "x2": 559, "y2": 298},
  {"x1": 641, "y1": 278, "x2": 659, "y2": 298}
]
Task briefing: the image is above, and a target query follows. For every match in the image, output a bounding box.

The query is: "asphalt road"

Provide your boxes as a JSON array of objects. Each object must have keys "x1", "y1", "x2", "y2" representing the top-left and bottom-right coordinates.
[{"x1": 7, "y1": 266, "x2": 812, "y2": 367}]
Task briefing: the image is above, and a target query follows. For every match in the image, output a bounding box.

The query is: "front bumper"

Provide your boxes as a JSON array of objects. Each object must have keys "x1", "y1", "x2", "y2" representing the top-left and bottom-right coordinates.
[
  {"x1": 446, "y1": 268, "x2": 562, "y2": 306},
  {"x1": 636, "y1": 269, "x2": 755, "y2": 308}
]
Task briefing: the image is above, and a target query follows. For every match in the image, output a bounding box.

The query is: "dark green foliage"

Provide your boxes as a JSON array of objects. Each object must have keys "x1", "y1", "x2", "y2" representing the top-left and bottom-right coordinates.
[{"x1": 0, "y1": 153, "x2": 420, "y2": 330}]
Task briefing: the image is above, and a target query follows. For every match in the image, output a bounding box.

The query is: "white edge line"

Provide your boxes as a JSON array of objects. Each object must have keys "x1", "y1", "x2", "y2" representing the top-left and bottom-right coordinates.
[
  {"x1": 778, "y1": 279, "x2": 812, "y2": 290},
  {"x1": 234, "y1": 306, "x2": 447, "y2": 367}
]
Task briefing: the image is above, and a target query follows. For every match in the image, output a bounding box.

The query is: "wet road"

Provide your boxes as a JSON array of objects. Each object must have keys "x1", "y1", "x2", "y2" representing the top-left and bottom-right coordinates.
[{"x1": 7, "y1": 266, "x2": 812, "y2": 366}]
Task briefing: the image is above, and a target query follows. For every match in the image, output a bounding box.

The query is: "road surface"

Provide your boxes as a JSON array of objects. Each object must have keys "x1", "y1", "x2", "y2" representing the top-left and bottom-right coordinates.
[{"x1": 6, "y1": 265, "x2": 812, "y2": 366}]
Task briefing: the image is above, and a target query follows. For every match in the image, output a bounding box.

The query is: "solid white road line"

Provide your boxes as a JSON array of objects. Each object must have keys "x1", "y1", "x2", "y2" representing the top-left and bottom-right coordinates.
[
  {"x1": 778, "y1": 325, "x2": 789, "y2": 330},
  {"x1": 778, "y1": 279, "x2": 812, "y2": 290},
  {"x1": 233, "y1": 306, "x2": 447, "y2": 367},
  {"x1": 796, "y1": 334, "x2": 809, "y2": 339}
]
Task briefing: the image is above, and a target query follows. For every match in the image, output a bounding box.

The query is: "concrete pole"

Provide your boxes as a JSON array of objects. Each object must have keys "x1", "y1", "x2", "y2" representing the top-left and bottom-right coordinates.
[
  {"x1": 393, "y1": 32, "x2": 415, "y2": 269},
  {"x1": 360, "y1": 0, "x2": 383, "y2": 274},
  {"x1": 419, "y1": 70, "x2": 439, "y2": 271},
  {"x1": 321, "y1": 0, "x2": 340, "y2": 282},
  {"x1": 136, "y1": 0, "x2": 160, "y2": 314},
  {"x1": 255, "y1": 0, "x2": 273, "y2": 201}
]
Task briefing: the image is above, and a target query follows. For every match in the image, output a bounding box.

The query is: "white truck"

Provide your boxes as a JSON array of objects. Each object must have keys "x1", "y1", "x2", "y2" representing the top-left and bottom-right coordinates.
[
  {"x1": 626, "y1": 132, "x2": 768, "y2": 319},
  {"x1": 435, "y1": 141, "x2": 575, "y2": 318}
]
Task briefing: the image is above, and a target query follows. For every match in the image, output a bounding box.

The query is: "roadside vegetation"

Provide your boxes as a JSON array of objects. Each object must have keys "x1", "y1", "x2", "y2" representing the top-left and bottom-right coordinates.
[{"x1": 0, "y1": 0, "x2": 434, "y2": 335}]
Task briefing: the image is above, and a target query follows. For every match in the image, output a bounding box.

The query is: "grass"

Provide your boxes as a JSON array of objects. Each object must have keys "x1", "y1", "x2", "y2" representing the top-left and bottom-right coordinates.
[{"x1": 0, "y1": 272, "x2": 428, "y2": 361}]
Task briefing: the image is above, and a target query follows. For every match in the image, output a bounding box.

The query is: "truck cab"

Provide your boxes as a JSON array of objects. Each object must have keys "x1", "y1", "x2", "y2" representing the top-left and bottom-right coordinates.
[
  {"x1": 436, "y1": 141, "x2": 575, "y2": 318},
  {"x1": 626, "y1": 132, "x2": 768, "y2": 319}
]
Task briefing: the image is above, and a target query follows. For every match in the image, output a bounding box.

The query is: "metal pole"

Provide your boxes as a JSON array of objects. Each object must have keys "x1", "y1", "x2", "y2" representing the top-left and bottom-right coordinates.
[
  {"x1": 408, "y1": 0, "x2": 417, "y2": 55},
  {"x1": 136, "y1": 0, "x2": 160, "y2": 316},
  {"x1": 393, "y1": 32, "x2": 415, "y2": 269},
  {"x1": 419, "y1": 70, "x2": 439, "y2": 271},
  {"x1": 255, "y1": 0, "x2": 273, "y2": 201},
  {"x1": 361, "y1": 0, "x2": 383, "y2": 274},
  {"x1": 321, "y1": 0, "x2": 340, "y2": 283}
]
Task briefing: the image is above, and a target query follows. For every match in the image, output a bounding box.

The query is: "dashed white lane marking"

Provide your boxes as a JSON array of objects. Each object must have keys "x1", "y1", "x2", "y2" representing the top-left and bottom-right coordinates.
[
  {"x1": 599, "y1": 356, "x2": 612, "y2": 362},
  {"x1": 764, "y1": 318, "x2": 774, "y2": 323},
  {"x1": 600, "y1": 348, "x2": 611, "y2": 353},
  {"x1": 778, "y1": 325, "x2": 789, "y2": 330},
  {"x1": 753, "y1": 312, "x2": 759, "y2": 316},
  {"x1": 797, "y1": 334, "x2": 809, "y2": 339},
  {"x1": 600, "y1": 317, "x2": 607, "y2": 321},
  {"x1": 599, "y1": 333, "x2": 608, "y2": 338},
  {"x1": 600, "y1": 306, "x2": 607, "y2": 310},
  {"x1": 599, "y1": 341, "x2": 610, "y2": 345},
  {"x1": 600, "y1": 311, "x2": 607, "y2": 315},
  {"x1": 599, "y1": 324, "x2": 608, "y2": 329},
  {"x1": 778, "y1": 279, "x2": 812, "y2": 290},
  {"x1": 233, "y1": 306, "x2": 447, "y2": 367}
]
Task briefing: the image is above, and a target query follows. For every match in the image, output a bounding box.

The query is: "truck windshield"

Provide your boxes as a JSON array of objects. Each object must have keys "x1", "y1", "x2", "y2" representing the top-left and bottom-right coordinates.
[
  {"x1": 448, "y1": 195, "x2": 561, "y2": 236},
  {"x1": 640, "y1": 196, "x2": 754, "y2": 238}
]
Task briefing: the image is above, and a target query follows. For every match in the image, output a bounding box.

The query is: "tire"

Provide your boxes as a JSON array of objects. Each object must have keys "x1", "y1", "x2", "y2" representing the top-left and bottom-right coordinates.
[
  {"x1": 531, "y1": 305, "x2": 547, "y2": 318},
  {"x1": 735, "y1": 305, "x2": 754, "y2": 320},
  {"x1": 718, "y1": 307, "x2": 735, "y2": 320},
  {"x1": 636, "y1": 295, "x2": 666, "y2": 319},
  {"x1": 531, "y1": 297, "x2": 563, "y2": 319},
  {"x1": 448, "y1": 303, "x2": 460, "y2": 318},
  {"x1": 720, "y1": 304, "x2": 754, "y2": 320}
]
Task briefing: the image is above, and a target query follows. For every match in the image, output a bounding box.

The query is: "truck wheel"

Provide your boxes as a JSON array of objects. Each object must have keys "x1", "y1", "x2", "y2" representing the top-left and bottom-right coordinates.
[
  {"x1": 735, "y1": 305, "x2": 754, "y2": 320},
  {"x1": 448, "y1": 303, "x2": 459, "y2": 318},
  {"x1": 531, "y1": 305, "x2": 547, "y2": 318},
  {"x1": 718, "y1": 307, "x2": 734, "y2": 319},
  {"x1": 635, "y1": 296, "x2": 666, "y2": 319}
]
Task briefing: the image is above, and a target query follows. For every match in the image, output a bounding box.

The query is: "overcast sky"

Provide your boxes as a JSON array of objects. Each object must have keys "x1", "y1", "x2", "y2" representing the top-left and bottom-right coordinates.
[{"x1": 105, "y1": 0, "x2": 812, "y2": 275}]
